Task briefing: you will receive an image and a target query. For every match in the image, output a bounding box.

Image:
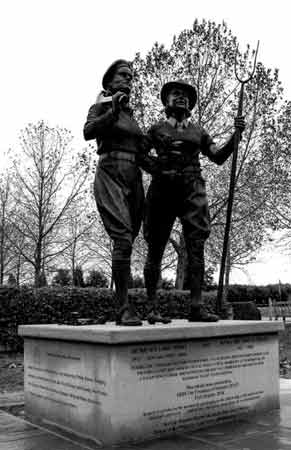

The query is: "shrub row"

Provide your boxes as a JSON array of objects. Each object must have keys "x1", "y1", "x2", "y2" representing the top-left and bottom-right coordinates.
[
  {"x1": 226, "y1": 284, "x2": 291, "y2": 305},
  {"x1": 0, "y1": 286, "x2": 260, "y2": 351}
]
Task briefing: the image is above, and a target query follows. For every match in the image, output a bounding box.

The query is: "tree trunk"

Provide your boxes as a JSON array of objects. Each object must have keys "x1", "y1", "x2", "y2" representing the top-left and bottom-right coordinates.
[
  {"x1": 16, "y1": 255, "x2": 21, "y2": 286},
  {"x1": 71, "y1": 237, "x2": 77, "y2": 286},
  {"x1": 34, "y1": 269, "x2": 41, "y2": 287},
  {"x1": 34, "y1": 241, "x2": 42, "y2": 287}
]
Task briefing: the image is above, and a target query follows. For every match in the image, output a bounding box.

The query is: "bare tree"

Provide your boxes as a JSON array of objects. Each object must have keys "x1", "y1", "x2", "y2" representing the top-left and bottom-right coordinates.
[
  {"x1": 0, "y1": 171, "x2": 17, "y2": 283},
  {"x1": 52, "y1": 197, "x2": 96, "y2": 283},
  {"x1": 82, "y1": 216, "x2": 114, "y2": 287},
  {"x1": 8, "y1": 121, "x2": 89, "y2": 287}
]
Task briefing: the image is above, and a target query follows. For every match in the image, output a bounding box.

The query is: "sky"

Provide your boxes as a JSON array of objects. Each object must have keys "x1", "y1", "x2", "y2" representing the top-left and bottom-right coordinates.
[
  {"x1": 1, "y1": 0, "x2": 290, "y2": 284},
  {"x1": 229, "y1": 233, "x2": 291, "y2": 285}
]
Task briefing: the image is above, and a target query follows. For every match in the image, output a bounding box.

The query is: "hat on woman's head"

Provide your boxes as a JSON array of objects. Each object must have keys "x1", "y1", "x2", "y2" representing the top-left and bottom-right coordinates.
[
  {"x1": 161, "y1": 79, "x2": 197, "y2": 110},
  {"x1": 102, "y1": 59, "x2": 132, "y2": 89}
]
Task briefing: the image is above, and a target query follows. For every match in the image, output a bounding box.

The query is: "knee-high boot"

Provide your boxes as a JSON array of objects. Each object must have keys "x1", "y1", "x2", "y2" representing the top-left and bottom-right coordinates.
[
  {"x1": 144, "y1": 258, "x2": 171, "y2": 324},
  {"x1": 112, "y1": 239, "x2": 142, "y2": 326},
  {"x1": 144, "y1": 259, "x2": 160, "y2": 304},
  {"x1": 113, "y1": 260, "x2": 142, "y2": 326},
  {"x1": 186, "y1": 237, "x2": 218, "y2": 322}
]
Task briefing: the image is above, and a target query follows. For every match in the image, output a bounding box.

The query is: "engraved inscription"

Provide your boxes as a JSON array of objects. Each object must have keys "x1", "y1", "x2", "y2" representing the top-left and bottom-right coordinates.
[
  {"x1": 130, "y1": 339, "x2": 269, "y2": 382},
  {"x1": 128, "y1": 335, "x2": 275, "y2": 436},
  {"x1": 26, "y1": 351, "x2": 108, "y2": 408}
]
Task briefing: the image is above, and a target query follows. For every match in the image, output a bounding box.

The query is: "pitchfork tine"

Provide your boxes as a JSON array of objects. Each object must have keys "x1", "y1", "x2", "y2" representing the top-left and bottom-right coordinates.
[{"x1": 234, "y1": 40, "x2": 260, "y2": 83}]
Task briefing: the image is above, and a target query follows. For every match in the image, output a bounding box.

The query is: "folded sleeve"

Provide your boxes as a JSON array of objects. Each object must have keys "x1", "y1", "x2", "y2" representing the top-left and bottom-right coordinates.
[
  {"x1": 201, "y1": 127, "x2": 235, "y2": 165},
  {"x1": 83, "y1": 103, "x2": 117, "y2": 141}
]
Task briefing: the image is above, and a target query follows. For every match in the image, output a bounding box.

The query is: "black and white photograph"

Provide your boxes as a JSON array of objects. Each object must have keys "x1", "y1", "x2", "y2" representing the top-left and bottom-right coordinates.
[{"x1": 0, "y1": 1, "x2": 291, "y2": 449}]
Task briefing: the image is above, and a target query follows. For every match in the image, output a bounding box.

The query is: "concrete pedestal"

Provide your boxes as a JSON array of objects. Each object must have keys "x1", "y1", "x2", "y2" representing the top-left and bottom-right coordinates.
[{"x1": 18, "y1": 320, "x2": 283, "y2": 446}]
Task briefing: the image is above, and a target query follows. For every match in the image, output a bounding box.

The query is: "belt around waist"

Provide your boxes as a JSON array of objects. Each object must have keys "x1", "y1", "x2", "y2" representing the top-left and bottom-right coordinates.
[{"x1": 99, "y1": 151, "x2": 136, "y2": 162}]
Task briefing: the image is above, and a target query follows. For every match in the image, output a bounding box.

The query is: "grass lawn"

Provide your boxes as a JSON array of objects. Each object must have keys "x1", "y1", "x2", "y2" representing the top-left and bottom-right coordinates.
[{"x1": 0, "y1": 353, "x2": 24, "y2": 393}]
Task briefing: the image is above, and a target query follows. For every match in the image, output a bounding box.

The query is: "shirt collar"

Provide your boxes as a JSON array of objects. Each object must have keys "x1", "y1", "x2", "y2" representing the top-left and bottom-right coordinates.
[{"x1": 167, "y1": 117, "x2": 189, "y2": 129}]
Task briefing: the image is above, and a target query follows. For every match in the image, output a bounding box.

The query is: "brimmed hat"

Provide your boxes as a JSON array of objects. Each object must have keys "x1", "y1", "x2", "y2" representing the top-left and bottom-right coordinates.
[
  {"x1": 161, "y1": 80, "x2": 197, "y2": 110},
  {"x1": 102, "y1": 59, "x2": 132, "y2": 89}
]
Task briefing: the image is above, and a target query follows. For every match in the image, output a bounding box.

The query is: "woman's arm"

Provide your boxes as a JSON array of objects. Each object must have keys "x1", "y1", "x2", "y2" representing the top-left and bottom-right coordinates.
[
  {"x1": 136, "y1": 134, "x2": 161, "y2": 175},
  {"x1": 83, "y1": 103, "x2": 117, "y2": 141},
  {"x1": 202, "y1": 117, "x2": 245, "y2": 165}
]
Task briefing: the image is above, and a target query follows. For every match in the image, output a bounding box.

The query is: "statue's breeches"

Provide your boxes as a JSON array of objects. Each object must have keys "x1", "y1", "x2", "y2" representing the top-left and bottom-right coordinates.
[
  {"x1": 144, "y1": 174, "x2": 211, "y2": 245},
  {"x1": 94, "y1": 155, "x2": 144, "y2": 244}
]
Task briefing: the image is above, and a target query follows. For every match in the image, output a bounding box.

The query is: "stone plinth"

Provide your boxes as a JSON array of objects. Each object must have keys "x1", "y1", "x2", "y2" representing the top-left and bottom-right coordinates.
[{"x1": 18, "y1": 320, "x2": 283, "y2": 446}]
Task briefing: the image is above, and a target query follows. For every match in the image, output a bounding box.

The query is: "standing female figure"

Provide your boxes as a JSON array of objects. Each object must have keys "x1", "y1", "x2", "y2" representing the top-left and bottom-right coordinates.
[
  {"x1": 142, "y1": 80, "x2": 245, "y2": 323},
  {"x1": 84, "y1": 60, "x2": 145, "y2": 326}
]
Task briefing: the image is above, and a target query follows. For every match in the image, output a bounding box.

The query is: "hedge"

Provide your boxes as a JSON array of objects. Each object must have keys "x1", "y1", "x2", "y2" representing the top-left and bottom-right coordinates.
[
  {"x1": 227, "y1": 284, "x2": 291, "y2": 304},
  {"x1": 0, "y1": 286, "x2": 260, "y2": 351}
]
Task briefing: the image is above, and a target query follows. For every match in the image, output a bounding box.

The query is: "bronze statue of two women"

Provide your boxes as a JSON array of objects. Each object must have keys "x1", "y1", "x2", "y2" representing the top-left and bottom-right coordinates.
[{"x1": 84, "y1": 60, "x2": 245, "y2": 326}]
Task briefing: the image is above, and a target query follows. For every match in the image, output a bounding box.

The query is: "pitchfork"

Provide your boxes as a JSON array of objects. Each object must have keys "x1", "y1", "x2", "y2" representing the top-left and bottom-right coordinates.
[{"x1": 216, "y1": 41, "x2": 260, "y2": 316}]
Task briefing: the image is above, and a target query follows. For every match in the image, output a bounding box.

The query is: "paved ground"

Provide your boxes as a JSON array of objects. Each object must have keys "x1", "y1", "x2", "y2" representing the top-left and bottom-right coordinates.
[{"x1": 0, "y1": 380, "x2": 291, "y2": 449}]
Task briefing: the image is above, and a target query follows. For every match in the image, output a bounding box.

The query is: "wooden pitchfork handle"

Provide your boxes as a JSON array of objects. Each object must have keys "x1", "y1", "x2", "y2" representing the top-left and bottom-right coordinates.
[
  {"x1": 216, "y1": 84, "x2": 244, "y2": 314},
  {"x1": 216, "y1": 41, "x2": 259, "y2": 315}
]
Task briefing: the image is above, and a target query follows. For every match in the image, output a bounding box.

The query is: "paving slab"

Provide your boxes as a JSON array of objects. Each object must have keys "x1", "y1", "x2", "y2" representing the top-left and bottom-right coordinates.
[
  {"x1": 0, "y1": 391, "x2": 24, "y2": 407},
  {"x1": 222, "y1": 428, "x2": 291, "y2": 450},
  {"x1": 0, "y1": 410, "x2": 87, "y2": 450},
  {"x1": 128, "y1": 436, "x2": 217, "y2": 450},
  {"x1": 181, "y1": 419, "x2": 273, "y2": 445}
]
